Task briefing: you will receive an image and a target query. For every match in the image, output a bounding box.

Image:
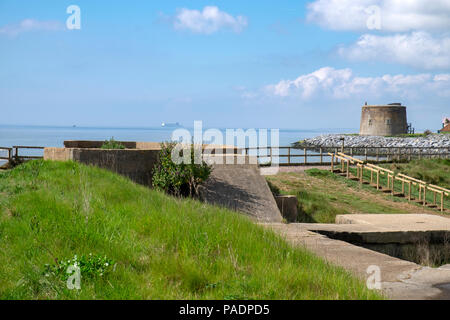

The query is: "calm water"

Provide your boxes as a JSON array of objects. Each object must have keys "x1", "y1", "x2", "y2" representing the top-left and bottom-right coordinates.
[{"x1": 0, "y1": 125, "x2": 356, "y2": 162}]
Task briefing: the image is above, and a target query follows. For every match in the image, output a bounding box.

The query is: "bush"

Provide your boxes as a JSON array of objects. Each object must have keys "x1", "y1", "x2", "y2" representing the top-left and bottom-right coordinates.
[
  {"x1": 423, "y1": 129, "x2": 433, "y2": 136},
  {"x1": 152, "y1": 142, "x2": 212, "y2": 197},
  {"x1": 101, "y1": 138, "x2": 125, "y2": 149}
]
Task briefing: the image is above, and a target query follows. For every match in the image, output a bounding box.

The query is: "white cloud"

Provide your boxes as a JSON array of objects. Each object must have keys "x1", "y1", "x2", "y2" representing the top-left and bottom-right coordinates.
[
  {"x1": 338, "y1": 32, "x2": 450, "y2": 70},
  {"x1": 307, "y1": 0, "x2": 450, "y2": 32},
  {"x1": 265, "y1": 67, "x2": 450, "y2": 100},
  {"x1": 0, "y1": 19, "x2": 63, "y2": 37},
  {"x1": 173, "y1": 6, "x2": 248, "y2": 34}
]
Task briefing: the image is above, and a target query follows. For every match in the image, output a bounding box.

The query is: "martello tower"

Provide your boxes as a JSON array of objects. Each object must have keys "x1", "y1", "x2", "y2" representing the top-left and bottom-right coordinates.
[{"x1": 359, "y1": 103, "x2": 408, "y2": 136}]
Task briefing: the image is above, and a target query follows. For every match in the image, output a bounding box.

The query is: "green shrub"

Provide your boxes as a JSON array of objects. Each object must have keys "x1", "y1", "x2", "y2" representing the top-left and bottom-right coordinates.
[
  {"x1": 101, "y1": 138, "x2": 125, "y2": 150},
  {"x1": 152, "y1": 142, "x2": 212, "y2": 197}
]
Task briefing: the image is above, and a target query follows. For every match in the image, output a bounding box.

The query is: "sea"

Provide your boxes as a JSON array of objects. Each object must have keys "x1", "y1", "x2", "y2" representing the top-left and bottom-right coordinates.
[{"x1": 0, "y1": 125, "x2": 357, "y2": 164}]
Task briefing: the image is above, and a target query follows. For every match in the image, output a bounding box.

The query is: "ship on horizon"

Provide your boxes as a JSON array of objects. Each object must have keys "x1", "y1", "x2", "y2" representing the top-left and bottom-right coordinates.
[{"x1": 161, "y1": 122, "x2": 181, "y2": 128}]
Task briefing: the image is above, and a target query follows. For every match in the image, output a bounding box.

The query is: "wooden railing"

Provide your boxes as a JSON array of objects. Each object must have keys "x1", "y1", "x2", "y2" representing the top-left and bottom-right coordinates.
[
  {"x1": 331, "y1": 152, "x2": 450, "y2": 212},
  {"x1": 245, "y1": 146, "x2": 340, "y2": 166},
  {"x1": 0, "y1": 146, "x2": 44, "y2": 164},
  {"x1": 0, "y1": 147, "x2": 12, "y2": 162},
  {"x1": 245, "y1": 146, "x2": 450, "y2": 166}
]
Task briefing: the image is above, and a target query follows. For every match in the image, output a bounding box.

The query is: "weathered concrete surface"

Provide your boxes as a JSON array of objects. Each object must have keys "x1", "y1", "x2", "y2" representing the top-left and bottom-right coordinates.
[
  {"x1": 63, "y1": 140, "x2": 238, "y2": 152},
  {"x1": 336, "y1": 214, "x2": 450, "y2": 231},
  {"x1": 199, "y1": 159, "x2": 283, "y2": 223},
  {"x1": 45, "y1": 147, "x2": 160, "y2": 186},
  {"x1": 265, "y1": 222, "x2": 450, "y2": 299},
  {"x1": 44, "y1": 148, "x2": 73, "y2": 161},
  {"x1": 360, "y1": 105, "x2": 408, "y2": 136}
]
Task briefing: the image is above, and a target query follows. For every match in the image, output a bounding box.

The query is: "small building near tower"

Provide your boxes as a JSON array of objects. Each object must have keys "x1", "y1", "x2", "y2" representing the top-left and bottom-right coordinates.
[
  {"x1": 359, "y1": 103, "x2": 408, "y2": 136},
  {"x1": 439, "y1": 117, "x2": 450, "y2": 133},
  {"x1": 439, "y1": 118, "x2": 450, "y2": 133}
]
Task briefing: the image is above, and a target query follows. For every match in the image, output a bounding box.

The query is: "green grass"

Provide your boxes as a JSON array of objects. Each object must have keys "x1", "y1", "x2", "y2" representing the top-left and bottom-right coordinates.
[
  {"x1": 0, "y1": 160, "x2": 381, "y2": 300},
  {"x1": 339, "y1": 160, "x2": 450, "y2": 212},
  {"x1": 267, "y1": 170, "x2": 408, "y2": 224},
  {"x1": 383, "y1": 159, "x2": 450, "y2": 189}
]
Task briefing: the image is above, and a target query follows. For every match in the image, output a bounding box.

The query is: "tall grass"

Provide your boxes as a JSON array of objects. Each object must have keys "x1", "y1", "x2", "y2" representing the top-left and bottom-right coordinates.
[
  {"x1": 386, "y1": 159, "x2": 450, "y2": 189},
  {"x1": 0, "y1": 160, "x2": 381, "y2": 300},
  {"x1": 267, "y1": 170, "x2": 408, "y2": 223}
]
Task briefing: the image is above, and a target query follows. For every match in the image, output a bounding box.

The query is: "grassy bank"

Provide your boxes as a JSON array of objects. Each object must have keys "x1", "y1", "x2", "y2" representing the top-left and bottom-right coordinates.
[
  {"x1": 383, "y1": 159, "x2": 450, "y2": 189},
  {"x1": 266, "y1": 169, "x2": 411, "y2": 224},
  {"x1": 0, "y1": 160, "x2": 380, "y2": 300}
]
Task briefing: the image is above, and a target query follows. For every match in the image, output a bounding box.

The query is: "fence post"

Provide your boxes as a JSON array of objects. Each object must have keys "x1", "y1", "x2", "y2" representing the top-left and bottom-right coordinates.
[
  {"x1": 365, "y1": 148, "x2": 368, "y2": 162},
  {"x1": 320, "y1": 148, "x2": 323, "y2": 164},
  {"x1": 391, "y1": 174, "x2": 395, "y2": 195},
  {"x1": 287, "y1": 147, "x2": 291, "y2": 165},
  {"x1": 423, "y1": 185, "x2": 427, "y2": 206},
  {"x1": 304, "y1": 148, "x2": 307, "y2": 165},
  {"x1": 346, "y1": 160, "x2": 349, "y2": 178},
  {"x1": 360, "y1": 165, "x2": 363, "y2": 184},
  {"x1": 376, "y1": 148, "x2": 379, "y2": 163},
  {"x1": 331, "y1": 154, "x2": 334, "y2": 172},
  {"x1": 376, "y1": 171, "x2": 380, "y2": 190}
]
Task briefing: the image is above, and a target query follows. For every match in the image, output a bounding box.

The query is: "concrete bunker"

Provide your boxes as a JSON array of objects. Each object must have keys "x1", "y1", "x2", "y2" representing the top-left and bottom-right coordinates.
[{"x1": 44, "y1": 140, "x2": 283, "y2": 223}]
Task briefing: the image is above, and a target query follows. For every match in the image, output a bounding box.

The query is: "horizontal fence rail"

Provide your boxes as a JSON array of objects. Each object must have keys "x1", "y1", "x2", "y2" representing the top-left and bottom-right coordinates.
[
  {"x1": 0, "y1": 146, "x2": 45, "y2": 165},
  {"x1": 245, "y1": 146, "x2": 450, "y2": 166},
  {"x1": 13, "y1": 146, "x2": 45, "y2": 161},
  {"x1": 0, "y1": 147, "x2": 12, "y2": 161}
]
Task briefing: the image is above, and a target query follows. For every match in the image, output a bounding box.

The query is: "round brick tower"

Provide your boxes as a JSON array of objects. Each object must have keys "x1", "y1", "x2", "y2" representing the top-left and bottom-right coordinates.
[{"x1": 359, "y1": 103, "x2": 408, "y2": 136}]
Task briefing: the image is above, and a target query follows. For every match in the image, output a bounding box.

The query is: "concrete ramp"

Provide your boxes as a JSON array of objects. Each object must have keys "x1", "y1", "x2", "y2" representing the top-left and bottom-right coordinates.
[{"x1": 199, "y1": 163, "x2": 283, "y2": 223}]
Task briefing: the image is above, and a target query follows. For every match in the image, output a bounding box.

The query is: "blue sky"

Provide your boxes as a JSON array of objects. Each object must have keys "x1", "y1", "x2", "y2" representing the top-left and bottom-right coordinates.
[{"x1": 1, "y1": 0, "x2": 449, "y2": 130}]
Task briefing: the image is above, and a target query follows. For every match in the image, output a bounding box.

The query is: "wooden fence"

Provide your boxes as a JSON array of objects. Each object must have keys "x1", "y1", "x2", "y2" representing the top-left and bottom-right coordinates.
[
  {"x1": 244, "y1": 146, "x2": 450, "y2": 166},
  {"x1": 330, "y1": 152, "x2": 450, "y2": 212},
  {"x1": 0, "y1": 146, "x2": 44, "y2": 164}
]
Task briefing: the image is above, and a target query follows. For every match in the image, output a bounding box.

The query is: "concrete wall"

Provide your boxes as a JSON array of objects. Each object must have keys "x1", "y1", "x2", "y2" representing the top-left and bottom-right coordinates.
[
  {"x1": 45, "y1": 147, "x2": 160, "y2": 186},
  {"x1": 44, "y1": 147, "x2": 73, "y2": 161},
  {"x1": 360, "y1": 105, "x2": 408, "y2": 136},
  {"x1": 44, "y1": 144, "x2": 244, "y2": 187},
  {"x1": 64, "y1": 140, "x2": 161, "y2": 149}
]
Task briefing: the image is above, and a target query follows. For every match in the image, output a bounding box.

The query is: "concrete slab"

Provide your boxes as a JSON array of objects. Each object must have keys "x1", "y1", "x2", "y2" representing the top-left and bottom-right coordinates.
[
  {"x1": 336, "y1": 214, "x2": 450, "y2": 231},
  {"x1": 264, "y1": 222, "x2": 450, "y2": 300},
  {"x1": 199, "y1": 162, "x2": 283, "y2": 223}
]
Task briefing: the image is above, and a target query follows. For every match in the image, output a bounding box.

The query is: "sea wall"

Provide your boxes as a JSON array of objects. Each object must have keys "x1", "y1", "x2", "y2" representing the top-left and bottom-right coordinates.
[{"x1": 296, "y1": 134, "x2": 450, "y2": 155}]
